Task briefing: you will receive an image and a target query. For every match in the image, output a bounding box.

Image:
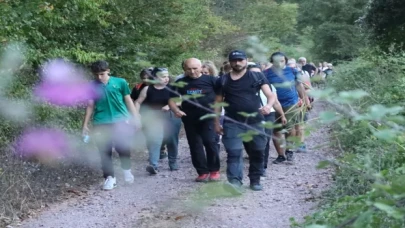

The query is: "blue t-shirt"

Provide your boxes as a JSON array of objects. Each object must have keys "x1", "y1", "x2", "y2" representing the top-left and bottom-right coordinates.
[{"x1": 264, "y1": 67, "x2": 299, "y2": 107}]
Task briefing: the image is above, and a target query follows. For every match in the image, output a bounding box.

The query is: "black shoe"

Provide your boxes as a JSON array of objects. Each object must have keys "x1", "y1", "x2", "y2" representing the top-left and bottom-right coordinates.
[
  {"x1": 250, "y1": 182, "x2": 263, "y2": 191},
  {"x1": 223, "y1": 180, "x2": 243, "y2": 195},
  {"x1": 272, "y1": 155, "x2": 286, "y2": 164},
  {"x1": 286, "y1": 151, "x2": 294, "y2": 161},
  {"x1": 146, "y1": 165, "x2": 158, "y2": 175}
]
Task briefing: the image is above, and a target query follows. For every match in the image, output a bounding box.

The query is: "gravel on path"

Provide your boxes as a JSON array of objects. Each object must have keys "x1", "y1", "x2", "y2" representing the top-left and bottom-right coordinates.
[{"x1": 21, "y1": 101, "x2": 333, "y2": 228}]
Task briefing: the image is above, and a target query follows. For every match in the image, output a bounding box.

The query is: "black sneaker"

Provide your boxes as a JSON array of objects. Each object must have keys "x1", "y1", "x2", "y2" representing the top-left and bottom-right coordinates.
[
  {"x1": 250, "y1": 182, "x2": 263, "y2": 191},
  {"x1": 146, "y1": 165, "x2": 158, "y2": 175},
  {"x1": 286, "y1": 151, "x2": 294, "y2": 161},
  {"x1": 272, "y1": 155, "x2": 286, "y2": 164}
]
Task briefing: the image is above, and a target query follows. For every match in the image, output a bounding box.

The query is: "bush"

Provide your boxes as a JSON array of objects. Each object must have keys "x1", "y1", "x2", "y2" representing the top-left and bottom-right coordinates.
[{"x1": 303, "y1": 51, "x2": 405, "y2": 227}]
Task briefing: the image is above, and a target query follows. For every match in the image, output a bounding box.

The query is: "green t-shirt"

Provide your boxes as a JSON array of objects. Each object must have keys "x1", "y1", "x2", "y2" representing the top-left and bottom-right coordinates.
[{"x1": 93, "y1": 76, "x2": 131, "y2": 125}]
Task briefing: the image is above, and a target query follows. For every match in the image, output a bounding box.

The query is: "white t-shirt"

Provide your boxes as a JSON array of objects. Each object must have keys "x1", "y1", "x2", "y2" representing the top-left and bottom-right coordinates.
[{"x1": 259, "y1": 84, "x2": 276, "y2": 113}]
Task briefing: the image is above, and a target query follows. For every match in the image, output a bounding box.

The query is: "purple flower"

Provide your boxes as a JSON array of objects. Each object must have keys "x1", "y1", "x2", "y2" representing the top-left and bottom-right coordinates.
[
  {"x1": 15, "y1": 128, "x2": 71, "y2": 160},
  {"x1": 34, "y1": 59, "x2": 99, "y2": 106}
]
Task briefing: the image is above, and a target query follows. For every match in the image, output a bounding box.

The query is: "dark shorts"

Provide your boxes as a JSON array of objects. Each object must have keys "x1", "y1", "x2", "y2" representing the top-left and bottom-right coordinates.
[{"x1": 274, "y1": 105, "x2": 303, "y2": 132}]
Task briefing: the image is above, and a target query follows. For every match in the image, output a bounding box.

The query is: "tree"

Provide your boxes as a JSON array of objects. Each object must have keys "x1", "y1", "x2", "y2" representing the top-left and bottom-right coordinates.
[{"x1": 363, "y1": 0, "x2": 405, "y2": 52}]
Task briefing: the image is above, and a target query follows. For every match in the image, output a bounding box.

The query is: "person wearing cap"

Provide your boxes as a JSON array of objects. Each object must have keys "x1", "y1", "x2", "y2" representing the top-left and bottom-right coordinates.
[
  {"x1": 263, "y1": 52, "x2": 310, "y2": 164},
  {"x1": 214, "y1": 50, "x2": 276, "y2": 192},
  {"x1": 135, "y1": 67, "x2": 181, "y2": 174},
  {"x1": 168, "y1": 58, "x2": 221, "y2": 182}
]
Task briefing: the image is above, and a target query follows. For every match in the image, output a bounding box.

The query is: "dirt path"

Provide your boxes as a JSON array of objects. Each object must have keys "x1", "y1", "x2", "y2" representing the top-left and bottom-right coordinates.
[{"x1": 20, "y1": 102, "x2": 333, "y2": 228}]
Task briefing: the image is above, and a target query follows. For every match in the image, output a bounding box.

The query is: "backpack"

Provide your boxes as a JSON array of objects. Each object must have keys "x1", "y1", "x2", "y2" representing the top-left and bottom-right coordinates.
[
  {"x1": 221, "y1": 71, "x2": 265, "y2": 106},
  {"x1": 130, "y1": 83, "x2": 146, "y2": 101}
]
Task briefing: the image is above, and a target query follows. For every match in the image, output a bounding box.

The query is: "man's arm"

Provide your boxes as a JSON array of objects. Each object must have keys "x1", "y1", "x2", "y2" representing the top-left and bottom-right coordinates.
[
  {"x1": 168, "y1": 98, "x2": 186, "y2": 117},
  {"x1": 82, "y1": 100, "x2": 94, "y2": 135}
]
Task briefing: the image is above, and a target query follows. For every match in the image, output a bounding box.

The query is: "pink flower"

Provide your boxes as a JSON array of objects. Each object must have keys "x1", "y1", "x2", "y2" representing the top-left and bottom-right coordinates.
[
  {"x1": 15, "y1": 128, "x2": 71, "y2": 160},
  {"x1": 34, "y1": 59, "x2": 99, "y2": 106}
]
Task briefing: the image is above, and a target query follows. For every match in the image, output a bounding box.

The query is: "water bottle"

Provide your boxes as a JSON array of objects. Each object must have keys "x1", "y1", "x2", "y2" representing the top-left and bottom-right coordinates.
[{"x1": 83, "y1": 134, "x2": 90, "y2": 143}]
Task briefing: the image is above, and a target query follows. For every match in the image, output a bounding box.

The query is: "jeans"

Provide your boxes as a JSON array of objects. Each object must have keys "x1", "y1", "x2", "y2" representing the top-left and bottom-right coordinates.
[
  {"x1": 264, "y1": 112, "x2": 276, "y2": 169},
  {"x1": 93, "y1": 122, "x2": 134, "y2": 178},
  {"x1": 182, "y1": 115, "x2": 220, "y2": 175},
  {"x1": 222, "y1": 121, "x2": 266, "y2": 183},
  {"x1": 142, "y1": 110, "x2": 165, "y2": 168},
  {"x1": 162, "y1": 111, "x2": 182, "y2": 165}
]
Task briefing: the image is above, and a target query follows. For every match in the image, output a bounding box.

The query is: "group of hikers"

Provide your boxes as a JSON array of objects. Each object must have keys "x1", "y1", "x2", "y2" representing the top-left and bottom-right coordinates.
[{"x1": 82, "y1": 50, "x2": 332, "y2": 194}]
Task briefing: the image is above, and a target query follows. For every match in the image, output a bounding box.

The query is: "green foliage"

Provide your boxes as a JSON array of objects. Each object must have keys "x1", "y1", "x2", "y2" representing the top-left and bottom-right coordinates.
[
  {"x1": 363, "y1": 0, "x2": 405, "y2": 52},
  {"x1": 297, "y1": 0, "x2": 369, "y2": 61},
  {"x1": 303, "y1": 51, "x2": 405, "y2": 227}
]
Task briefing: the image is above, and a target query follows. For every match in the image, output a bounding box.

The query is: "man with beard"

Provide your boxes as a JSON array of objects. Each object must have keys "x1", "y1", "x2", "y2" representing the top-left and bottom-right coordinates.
[
  {"x1": 214, "y1": 50, "x2": 276, "y2": 193},
  {"x1": 168, "y1": 58, "x2": 220, "y2": 182}
]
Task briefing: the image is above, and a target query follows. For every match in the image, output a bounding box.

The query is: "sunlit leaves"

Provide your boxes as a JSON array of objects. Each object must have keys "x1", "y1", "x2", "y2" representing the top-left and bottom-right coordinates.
[
  {"x1": 170, "y1": 81, "x2": 188, "y2": 88},
  {"x1": 210, "y1": 102, "x2": 229, "y2": 109},
  {"x1": 319, "y1": 111, "x2": 341, "y2": 123},
  {"x1": 237, "y1": 112, "x2": 258, "y2": 118},
  {"x1": 237, "y1": 130, "x2": 259, "y2": 142},
  {"x1": 199, "y1": 113, "x2": 219, "y2": 121},
  {"x1": 316, "y1": 160, "x2": 331, "y2": 169}
]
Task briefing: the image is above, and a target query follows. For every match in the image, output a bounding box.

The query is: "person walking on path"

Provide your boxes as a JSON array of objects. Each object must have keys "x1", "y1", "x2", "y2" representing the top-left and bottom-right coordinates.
[
  {"x1": 82, "y1": 60, "x2": 140, "y2": 190},
  {"x1": 263, "y1": 52, "x2": 310, "y2": 164},
  {"x1": 135, "y1": 67, "x2": 181, "y2": 174},
  {"x1": 247, "y1": 63, "x2": 287, "y2": 177},
  {"x1": 215, "y1": 50, "x2": 277, "y2": 192},
  {"x1": 168, "y1": 58, "x2": 221, "y2": 182}
]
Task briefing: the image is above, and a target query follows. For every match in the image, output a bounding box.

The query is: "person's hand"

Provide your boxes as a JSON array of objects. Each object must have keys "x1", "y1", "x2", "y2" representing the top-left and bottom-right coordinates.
[
  {"x1": 259, "y1": 105, "x2": 272, "y2": 115},
  {"x1": 174, "y1": 110, "x2": 187, "y2": 118},
  {"x1": 127, "y1": 116, "x2": 142, "y2": 129},
  {"x1": 305, "y1": 102, "x2": 312, "y2": 111},
  {"x1": 215, "y1": 123, "x2": 224, "y2": 135},
  {"x1": 281, "y1": 115, "x2": 287, "y2": 125},
  {"x1": 82, "y1": 125, "x2": 90, "y2": 136},
  {"x1": 162, "y1": 105, "x2": 170, "y2": 111}
]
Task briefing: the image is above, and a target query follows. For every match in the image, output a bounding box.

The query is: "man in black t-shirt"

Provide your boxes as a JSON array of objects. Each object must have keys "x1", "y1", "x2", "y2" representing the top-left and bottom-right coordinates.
[
  {"x1": 168, "y1": 58, "x2": 220, "y2": 183},
  {"x1": 214, "y1": 50, "x2": 277, "y2": 193}
]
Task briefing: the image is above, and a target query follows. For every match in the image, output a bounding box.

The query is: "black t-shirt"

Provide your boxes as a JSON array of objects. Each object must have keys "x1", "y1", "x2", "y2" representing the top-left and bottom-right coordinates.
[
  {"x1": 302, "y1": 64, "x2": 316, "y2": 76},
  {"x1": 143, "y1": 85, "x2": 171, "y2": 110},
  {"x1": 216, "y1": 71, "x2": 269, "y2": 124},
  {"x1": 130, "y1": 83, "x2": 147, "y2": 100},
  {"x1": 171, "y1": 75, "x2": 218, "y2": 117}
]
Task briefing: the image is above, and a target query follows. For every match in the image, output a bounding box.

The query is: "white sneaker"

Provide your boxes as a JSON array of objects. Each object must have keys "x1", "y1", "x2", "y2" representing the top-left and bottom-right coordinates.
[
  {"x1": 123, "y1": 169, "x2": 134, "y2": 184},
  {"x1": 103, "y1": 176, "x2": 117, "y2": 190}
]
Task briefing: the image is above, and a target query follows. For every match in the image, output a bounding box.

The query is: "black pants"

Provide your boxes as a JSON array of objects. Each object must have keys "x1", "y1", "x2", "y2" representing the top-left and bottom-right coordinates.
[
  {"x1": 93, "y1": 123, "x2": 132, "y2": 178},
  {"x1": 182, "y1": 116, "x2": 220, "y2": 175}
]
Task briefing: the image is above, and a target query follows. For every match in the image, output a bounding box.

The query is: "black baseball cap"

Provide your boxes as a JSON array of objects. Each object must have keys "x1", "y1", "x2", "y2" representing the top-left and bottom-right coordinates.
[{"x1": 228, "y1": 50, "x2": 247, "y2": 61}]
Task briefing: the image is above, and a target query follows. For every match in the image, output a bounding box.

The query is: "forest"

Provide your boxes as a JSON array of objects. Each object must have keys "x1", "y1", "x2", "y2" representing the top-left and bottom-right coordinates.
[{"x1": 1, "y1": 0, "x2": 405, "y2": 227}]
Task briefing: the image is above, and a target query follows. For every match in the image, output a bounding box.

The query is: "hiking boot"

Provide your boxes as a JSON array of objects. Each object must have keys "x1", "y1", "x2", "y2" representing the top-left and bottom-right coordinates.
[
  {"x1": 195, "y1": 174, "x2": 210, "y2": 182},
  {"x1": 209, "y1": 171, "x2": 221, "y2": 181},
  {"x1": 250, "y1": 181, "x2": 263, "y2": 191},
  {"x1": 223, "y1": 180, "x2": 243, "y2": 195},
  {"x1": 286, "y1": 150, "x2": 294, "y2": 161},
  {"x1": 123, "y1": 169, "x2": 134, "y2": 184},
  {"x1": 169, "y1": 162, "x2": 179, "y2": 171},
  {"x1": 296, "y1": 144, "x2": 307, "y2": 153},
  {"x1": 272, "y1": 155, "x2": 286, "y2": 164},
  {"x1": 146, "y1": 165, "x2": 159, "y2": 175},
  {"x1": 159, "y1": 151, "x2": 168, "y2": 159},
  {"x1": 103, "y1": 176, "x2": 117, "y2": 190}
]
